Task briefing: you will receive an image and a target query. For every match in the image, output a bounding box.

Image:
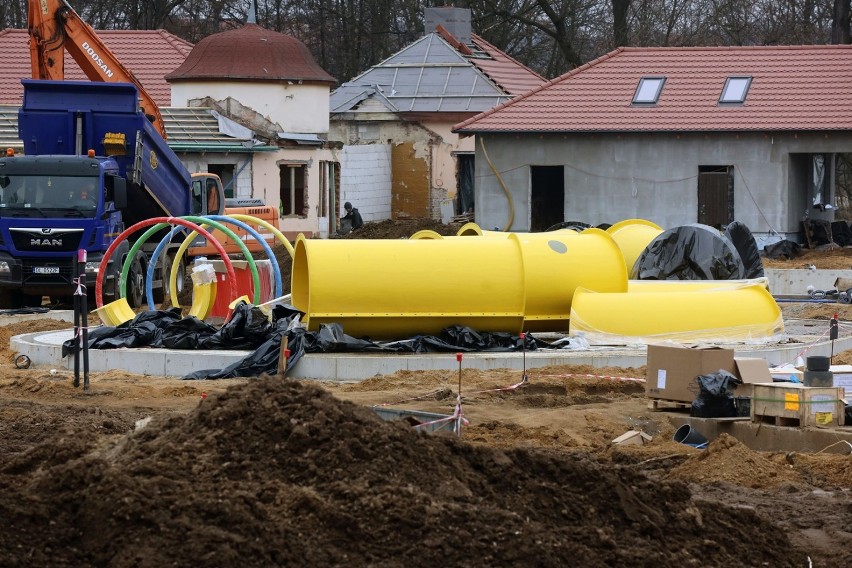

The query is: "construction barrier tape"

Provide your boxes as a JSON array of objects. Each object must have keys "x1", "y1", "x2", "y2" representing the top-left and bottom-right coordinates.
[{"x1": 531, "y1": 373, "x2": 646, "y2": 383}]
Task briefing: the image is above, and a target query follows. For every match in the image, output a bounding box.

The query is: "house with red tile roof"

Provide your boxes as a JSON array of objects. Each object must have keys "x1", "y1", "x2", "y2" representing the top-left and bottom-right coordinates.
[
  {"x1": 166, "y1": 17, "x2": 339, "y2": 238},
  {"x1": 0, "y1": 9, "x2": 339, "y2": 239},
  {"x1": 454, "y1": 45, "x2": 852, "y2": 242},
  {"x1": 0, "y1": 28, "x2": 191, "y2": 107},
  {"x1": 329, "y1": 7, "x2": 545, "y2": 222}
]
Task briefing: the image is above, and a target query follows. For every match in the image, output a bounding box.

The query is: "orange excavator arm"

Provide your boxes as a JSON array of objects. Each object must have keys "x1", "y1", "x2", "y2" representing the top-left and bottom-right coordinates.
[{"x1": 27, "y1": 0, "x2": 168, "y2": 139}]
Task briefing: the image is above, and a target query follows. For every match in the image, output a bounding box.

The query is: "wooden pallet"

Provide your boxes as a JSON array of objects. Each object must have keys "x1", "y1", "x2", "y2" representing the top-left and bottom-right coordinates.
[
  {"x1": 647, "y1": 398, "x2": 691, "y2": 412},
  {"x1": 752, "y1": 413, "x2": 802, "y2": 427}
]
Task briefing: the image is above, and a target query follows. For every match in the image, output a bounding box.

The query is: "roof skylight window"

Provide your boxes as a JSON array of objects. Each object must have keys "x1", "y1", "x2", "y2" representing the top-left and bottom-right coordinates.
[
  {"x1": 720, "y1": 76, "x2": 752, "y2": 103},
  {"x1": 632, "y1": 77, "x2": 665, "y2": 104}
]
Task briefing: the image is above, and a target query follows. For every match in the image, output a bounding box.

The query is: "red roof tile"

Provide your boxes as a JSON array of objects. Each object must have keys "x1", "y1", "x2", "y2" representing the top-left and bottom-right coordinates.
[
  {"x1": 0, "y1": 28, "x2": 192, "y2": 106},
  {"x1": 455, "y1": 45, "x2": 852, "y2": 133},
  {"x1": 165, "y1": 23, "x2": 336, "y2": 85},
  {"x1": 468, "y1": 34, "x2": 545, "y2": 96}
]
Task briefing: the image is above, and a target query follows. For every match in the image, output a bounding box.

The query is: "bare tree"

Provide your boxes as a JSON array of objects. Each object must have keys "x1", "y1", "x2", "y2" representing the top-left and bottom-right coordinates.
[
  {"x1": 832, "y1": 0, "x2": 851, "y2": 42},
  {"x1": 0, "y1": 0, "x2": 26, "y2": 28},
  {"x1": 612, "y1": 0, "x2": 629, "y2": 46}
]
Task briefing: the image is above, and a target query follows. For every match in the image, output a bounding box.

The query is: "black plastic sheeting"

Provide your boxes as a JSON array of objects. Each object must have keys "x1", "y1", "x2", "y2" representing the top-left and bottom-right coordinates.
[
  {"x1": 62, "y1": 303, "x2": 548, "y2": 380},
  {"x1": 690, "y1": 370, "x2": 742, "y2": 418},
  {"x1": 632, "y1": 223, "x2": 745, "y2": 280},
  {"x1": 723, "y1": 221, "x2": 765, "y2": 279},
  {"x1": 763, "y1": 239, "x2": 801, "y2": 260}
]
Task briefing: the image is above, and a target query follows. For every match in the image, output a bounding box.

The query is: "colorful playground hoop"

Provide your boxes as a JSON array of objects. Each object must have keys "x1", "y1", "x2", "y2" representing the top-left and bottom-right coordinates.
[
  {"x1": 145, "y1": 215, "x2": 278, "y2": 311},
  {"x1": 95, "y1": 217, "x2": 237, "y2": 309}
]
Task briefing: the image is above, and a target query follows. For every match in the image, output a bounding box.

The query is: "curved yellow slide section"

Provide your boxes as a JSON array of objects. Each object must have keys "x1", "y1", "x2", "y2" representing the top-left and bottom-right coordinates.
[
  {"x1": 409, "y1": 229, "x2": 444, "y2": 240},
  {"x1": 604, "y1": 219, "x2": 663, "y2": 275},
  {"x1": 455, "y1": 222, "x2": 509, "y2": 238},
  {"x1": 569, "y1": 284, "x2": 784, "y2": 343},
  {"x1": 627, "y1": 277, "x2": 769, "y2": 293},
  {"x1": 188, "y1": 281, "x2": 216, "y2": 320},
  {"x1": 94, "y1": 297, "x2": 136, "y2": 326}
]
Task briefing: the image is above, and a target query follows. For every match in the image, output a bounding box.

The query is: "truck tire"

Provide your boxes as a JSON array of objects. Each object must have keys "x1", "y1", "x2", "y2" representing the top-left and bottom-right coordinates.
[
  {"x1": 126, "y1": 253, "x2": 146, "y2": 309},
  {"x1": 153, "y1": 253, "x2": 182, "y2": 305},
  {"x1": 0, "y1": 289, "x2": 24, "y2": 310}
]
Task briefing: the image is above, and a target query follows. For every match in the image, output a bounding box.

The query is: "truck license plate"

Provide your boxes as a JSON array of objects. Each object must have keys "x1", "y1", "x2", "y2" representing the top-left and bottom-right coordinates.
[{"x1": 33, "y1": 266, "x2": 60, "y2": 274}]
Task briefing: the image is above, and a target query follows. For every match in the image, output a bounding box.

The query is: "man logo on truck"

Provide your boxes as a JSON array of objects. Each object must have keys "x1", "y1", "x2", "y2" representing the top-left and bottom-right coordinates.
[
  {"x1": 31, "y1": 237, "x2": 62, "y2": 246},
  {"x1": 81, "y1": 41, "x2": 114, "y2": 78}
]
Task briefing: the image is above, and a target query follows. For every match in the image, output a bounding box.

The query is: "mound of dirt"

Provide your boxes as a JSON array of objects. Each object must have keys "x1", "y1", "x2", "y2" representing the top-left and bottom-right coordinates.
[
  {"x1": 667, "y1": 433, "x2": 801, "y2": 489},
  {"x1": 337, "y1": 218, "x2": 464, "y2": 240},
  {"x1": 0, "y1": 378, "x2": 807, "y2": 567}
]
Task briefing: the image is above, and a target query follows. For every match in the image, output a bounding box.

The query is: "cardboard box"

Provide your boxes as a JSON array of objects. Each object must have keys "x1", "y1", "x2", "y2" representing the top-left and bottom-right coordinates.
[
  {"x1": 646, "y1": 344, "x2": 771, "y2": 403},
  {"x1": 828, "y1": 365, "x2": 852, "y2": 399},
  {"x1": 769, "y1": 367, "x2": 805, "y2": 383},
  {"x1": 751, "y1": 383, "x2": 846, "y2": 427}
]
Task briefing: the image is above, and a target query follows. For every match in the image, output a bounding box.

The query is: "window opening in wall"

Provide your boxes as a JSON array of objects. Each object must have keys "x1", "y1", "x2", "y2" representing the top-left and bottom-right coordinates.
[
  {"x1": 208, "y1": 164, "x2": 235, "y2": 198},
  {"x1": 279, "y1": 163, "x2": 307, "y2": 217}
]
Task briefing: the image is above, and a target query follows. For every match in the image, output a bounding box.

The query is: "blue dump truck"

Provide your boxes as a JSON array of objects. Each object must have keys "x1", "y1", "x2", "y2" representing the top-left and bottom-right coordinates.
[{"x1": 0, "y1": 80, "x2": 224, "y2": 309}]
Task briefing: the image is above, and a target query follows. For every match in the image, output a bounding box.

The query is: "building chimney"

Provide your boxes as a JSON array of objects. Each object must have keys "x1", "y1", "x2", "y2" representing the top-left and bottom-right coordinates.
[{"x1": 425, "y1": 7, "x2": 471, "y2": 45}]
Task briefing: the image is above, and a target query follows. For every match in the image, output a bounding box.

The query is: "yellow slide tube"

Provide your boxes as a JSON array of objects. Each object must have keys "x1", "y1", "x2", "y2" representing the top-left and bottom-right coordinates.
[
  {"x1": 569, "y1": 284, "x2": 784, "y2": 343},
  {"x1": 515, "y1": 228, "x2": 627, "y2": 332},
  {"x1": 627, "y1": 278, "x2": 769, "y2": 293},
  {"x1": 409, "y1": 230, "x2": 444, "y2": 240},
  {"x1": 292, "y1": 235, "x2": 527, "y2": 338},
  {"x1": 604, "y1": 219, "x2": 663, "y2": 275},
  {"x1": 456, "y1": 222, "x2": 509, "y2": 238}
]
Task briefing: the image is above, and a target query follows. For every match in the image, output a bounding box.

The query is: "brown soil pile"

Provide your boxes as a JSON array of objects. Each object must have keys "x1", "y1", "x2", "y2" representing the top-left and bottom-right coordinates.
[
  {"x1": 337, "y1": 218, "x2": 464, "y2": 239},
  {"x1": 0, "y1": 317, "x2": 73, "y2": 361},
  {"x1": 762, "y1": 247, "x2": 852, "y2": 270},
  {"x1": 667, "y1": 434, "x2": 801, "y2": 489},
  {"x1": 0, "y1": 378, "x2": 806, "y2": 567}
]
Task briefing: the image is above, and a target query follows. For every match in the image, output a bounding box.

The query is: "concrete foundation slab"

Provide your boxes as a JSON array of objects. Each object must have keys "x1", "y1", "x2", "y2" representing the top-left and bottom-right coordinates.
[
  {"x1": 10, "y1": 324, "x2": 852, "y2": 381},
  {"x1": 668, "y1": 414, "x2": 852, "y2": 454},
  {"x1": 765, "y1": 269, "x2": 852, "y2": 296}
]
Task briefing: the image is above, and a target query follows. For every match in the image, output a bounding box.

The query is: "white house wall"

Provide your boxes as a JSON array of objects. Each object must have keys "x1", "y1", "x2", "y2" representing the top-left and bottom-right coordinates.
[
  {"x1": 473, "y1": 132, "x2": 852, "y2": 237},
  {"x1": 171, "y1": 82, "x2": 330, "y2": 133},
  {"x1": 179, "y1": 154, "x2": 253, "y2": 199},
  {"x1": 251, "y1": 148, "x2": 338, "y2": 237},
  {"x1": 340, "y1": 144, "x2": 392, "y2": 221}
]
